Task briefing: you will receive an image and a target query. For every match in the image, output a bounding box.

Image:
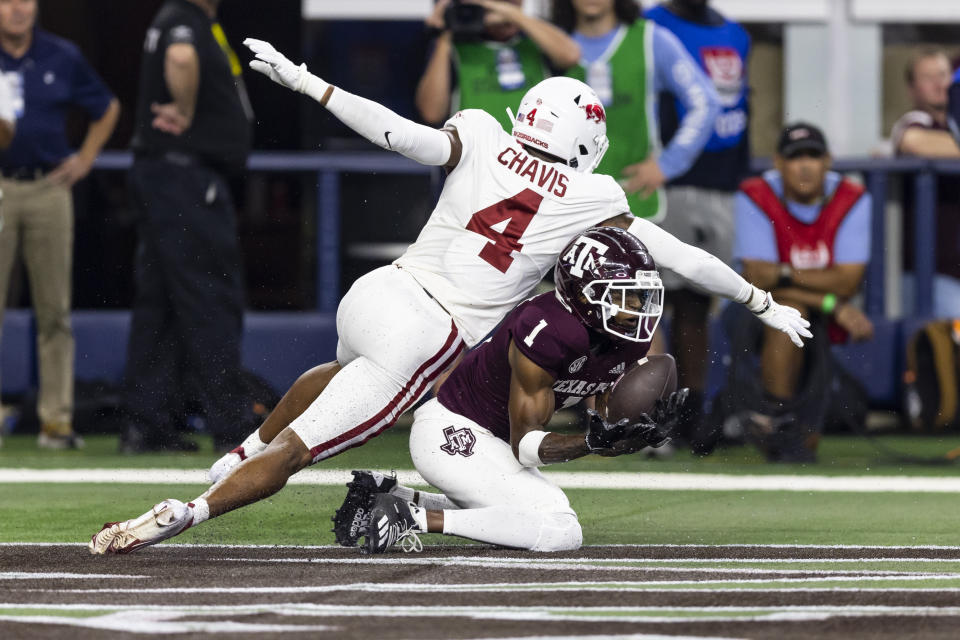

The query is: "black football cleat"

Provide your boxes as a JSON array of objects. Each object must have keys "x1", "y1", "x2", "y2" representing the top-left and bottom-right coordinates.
[
  {"x1": 331, "y1": 470, "x2": 397, "y2": 547},
  {"x1": 361, "y1": 494, "x2": 423, "y2": 554}
]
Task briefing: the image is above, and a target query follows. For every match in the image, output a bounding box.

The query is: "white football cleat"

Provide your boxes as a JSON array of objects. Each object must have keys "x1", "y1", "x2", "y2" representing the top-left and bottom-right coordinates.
[
  {"x1": 88, "y1": 499, "x2": 194, "y2": 555},
  {"x1": 208, "y1": 448, "x2": 245, "y2": 484}
]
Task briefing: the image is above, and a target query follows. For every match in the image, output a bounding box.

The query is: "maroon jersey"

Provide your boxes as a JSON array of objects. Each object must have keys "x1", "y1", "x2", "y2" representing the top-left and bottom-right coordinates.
[{"x1": 438, "y1": 292, "x2": 650, "y2": 442}]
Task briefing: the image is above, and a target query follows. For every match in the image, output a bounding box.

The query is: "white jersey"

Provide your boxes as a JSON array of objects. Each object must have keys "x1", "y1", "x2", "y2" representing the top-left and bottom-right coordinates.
[{"x1": 395, "y1": 109, "x2": 628, "y2": 346}]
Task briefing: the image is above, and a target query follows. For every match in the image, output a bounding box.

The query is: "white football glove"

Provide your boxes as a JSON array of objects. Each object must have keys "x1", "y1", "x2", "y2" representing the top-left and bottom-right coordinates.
[
  {"x1": 243, "y1": 37, "x2": 317, "y2": 95},
  {"x1": 748, "y1": 288, "x2": 812, "y2": 348}
]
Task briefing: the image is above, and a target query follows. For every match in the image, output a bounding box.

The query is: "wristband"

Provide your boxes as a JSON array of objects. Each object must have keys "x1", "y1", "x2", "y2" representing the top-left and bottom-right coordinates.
[
  {"x1": 517, "y1": 430, "x2": 550, "y2": 467},
  {"x1": 821, "y1": 293, "x2": 837, "y2": 314},
  {"x1": 746, "y1": 285, "x2": 771, "y2": 315}
]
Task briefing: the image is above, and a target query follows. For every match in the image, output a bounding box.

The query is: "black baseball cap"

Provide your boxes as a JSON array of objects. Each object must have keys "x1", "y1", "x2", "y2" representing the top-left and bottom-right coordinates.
[{"x1": 777, "y1": 122, "x2": 829, "y2": 157}]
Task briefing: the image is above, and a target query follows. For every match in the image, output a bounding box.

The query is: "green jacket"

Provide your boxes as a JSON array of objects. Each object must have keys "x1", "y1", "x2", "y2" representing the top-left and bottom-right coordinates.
[
  {"x1": 454, "y1": 37, "x2": 547, "y2": 131},
  {"x1": 567, "y1": 21, "x2": 664, "y2": 220}
]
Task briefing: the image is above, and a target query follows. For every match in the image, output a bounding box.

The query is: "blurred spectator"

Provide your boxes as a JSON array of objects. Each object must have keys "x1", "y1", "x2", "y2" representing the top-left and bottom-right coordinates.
[
  {"x1": 891, "y1": 48, "x2": 960, "y2": 318},
  {"x1": 0, "y1": 0, "x2": 119, "y2": 450},
  {"x1": 552, "y1": 0, "x2": 719, "y2": 220},
  {"x1": 645, "y1": 0, "x2": 750, "y2": 445},
  {"x1": 415, "y1": 0, "x2": 580, "y2": 130},
  {"x1": 729, "y1": 123, "x2": 873, "y2": 462},
  {"x1": 120, "y1": 0, "x2": 250, "y2": 453},
  {"x1": 892, "y1": 49, "x2": 959, "y2": 158}
]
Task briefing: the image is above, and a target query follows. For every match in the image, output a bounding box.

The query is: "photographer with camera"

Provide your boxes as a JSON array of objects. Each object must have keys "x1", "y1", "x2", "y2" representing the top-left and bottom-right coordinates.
[{"x1": 415, "y1": 0, "x2": 580, "y2": 129}]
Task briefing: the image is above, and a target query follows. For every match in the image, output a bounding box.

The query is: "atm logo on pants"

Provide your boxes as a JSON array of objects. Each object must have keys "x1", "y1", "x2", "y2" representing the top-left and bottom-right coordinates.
[{"x1": 440, "y1": 425, "x2": 477, "y2": 457}]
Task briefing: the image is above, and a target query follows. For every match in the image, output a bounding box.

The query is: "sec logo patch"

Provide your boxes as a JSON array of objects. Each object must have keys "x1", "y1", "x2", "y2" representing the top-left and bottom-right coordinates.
[{"x1": 568, "y1": 356, "x2": 587, "y2": 373}]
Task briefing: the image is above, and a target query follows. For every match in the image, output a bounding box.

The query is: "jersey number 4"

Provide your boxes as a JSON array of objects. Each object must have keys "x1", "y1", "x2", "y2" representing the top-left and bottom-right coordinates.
[{"x1": 466, "y1": 189, "x2": 544, "y2": 274}]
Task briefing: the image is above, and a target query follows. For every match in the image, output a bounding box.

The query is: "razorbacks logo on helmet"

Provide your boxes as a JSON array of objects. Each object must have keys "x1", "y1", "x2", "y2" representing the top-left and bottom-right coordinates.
[
  {"x1": 584, "y1": 103, "x2": 606, "y2": 124},
  {"x1": 562, "y1": 235, "x2": 608, "y2": 278}
]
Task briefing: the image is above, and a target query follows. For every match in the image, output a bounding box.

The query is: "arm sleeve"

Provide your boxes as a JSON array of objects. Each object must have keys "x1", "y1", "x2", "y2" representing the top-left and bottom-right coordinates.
[
  {"x1": 627, "y1": 214, "x2": 753, "y2": 303},
  {"x1": 832, "y1": 193, "x2": 872, "y2": 264},
  {"x1": 320, "y1": 83, "x2": 452, "y2": 166},
  {"x1": 651, "y1": 25, "x2": 720, "y2": 180},
  {"x1": 733, "y1": 191, "x2": 779, "y2": 263},
  {"x1": 68, "y1": 44, "x2": 114, "y2": 119}
]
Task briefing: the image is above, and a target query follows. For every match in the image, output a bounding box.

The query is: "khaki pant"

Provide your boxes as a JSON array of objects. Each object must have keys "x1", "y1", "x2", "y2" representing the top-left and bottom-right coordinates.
[{"x1": 0, "y1": 177, "x2": 74, "y2": 428}]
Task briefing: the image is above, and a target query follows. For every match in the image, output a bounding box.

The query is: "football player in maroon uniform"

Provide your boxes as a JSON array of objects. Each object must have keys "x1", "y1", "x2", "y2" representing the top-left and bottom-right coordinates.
[{"x1": 336, "y1": 227, "x2": 688, "y2": 553}]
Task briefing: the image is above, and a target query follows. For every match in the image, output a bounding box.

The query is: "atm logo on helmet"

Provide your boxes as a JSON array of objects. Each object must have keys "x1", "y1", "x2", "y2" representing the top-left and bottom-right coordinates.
[
  {"x1": 563, "y1": 235, "x2": 608, "y2": 277},
  {"x1": 584, "y1": 103, "x2": 606, "y2": 123}
]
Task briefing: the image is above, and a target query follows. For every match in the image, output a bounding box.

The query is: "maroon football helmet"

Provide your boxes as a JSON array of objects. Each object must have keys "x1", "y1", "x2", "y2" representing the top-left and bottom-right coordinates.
[{"x1": 554, "y1": 226, "x2": 663, "y2": 342}]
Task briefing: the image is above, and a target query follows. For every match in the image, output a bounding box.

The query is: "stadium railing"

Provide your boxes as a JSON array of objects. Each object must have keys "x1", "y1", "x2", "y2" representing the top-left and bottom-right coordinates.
[{"x1": 93, "y1": 151, "x2": 960, "y2": 317}]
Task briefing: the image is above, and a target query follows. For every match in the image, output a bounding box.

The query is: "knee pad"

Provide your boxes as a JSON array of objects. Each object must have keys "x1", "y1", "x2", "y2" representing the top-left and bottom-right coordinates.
[{"x1": 531, "y1": 513, "x2": 582, "y2": 552}]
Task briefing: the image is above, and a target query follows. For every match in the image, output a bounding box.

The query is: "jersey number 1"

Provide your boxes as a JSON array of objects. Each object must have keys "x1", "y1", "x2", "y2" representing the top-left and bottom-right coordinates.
[{"x1": 465, "y1": 189, "x2": 544, "y2": 273}]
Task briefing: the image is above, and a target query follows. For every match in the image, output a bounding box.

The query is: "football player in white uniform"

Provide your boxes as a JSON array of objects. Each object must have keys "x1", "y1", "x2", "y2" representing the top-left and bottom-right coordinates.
[{"x1": 89, "y1": 39, "x2": 809, "y2": 554}]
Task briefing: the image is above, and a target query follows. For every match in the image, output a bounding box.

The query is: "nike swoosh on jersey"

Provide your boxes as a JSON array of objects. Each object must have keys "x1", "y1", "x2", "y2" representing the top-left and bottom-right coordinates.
[{"x1": 384, "y1": 131, "x2": 392, "y2": 149}]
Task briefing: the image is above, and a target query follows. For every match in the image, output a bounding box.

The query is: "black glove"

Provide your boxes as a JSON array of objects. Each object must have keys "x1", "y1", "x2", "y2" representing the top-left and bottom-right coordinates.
[
  {"x1": 585, "y1": 409, "x2": 661, "y2": 456},
  {"x1": 584, "y1": 408, "x2": 632, "y2": 451},
  {"x1": 648, "y1": 388, "x2": 690, "y2": 446},
  {"x1": 584, "y1": 388, "x2": 690, "y2": 457}
]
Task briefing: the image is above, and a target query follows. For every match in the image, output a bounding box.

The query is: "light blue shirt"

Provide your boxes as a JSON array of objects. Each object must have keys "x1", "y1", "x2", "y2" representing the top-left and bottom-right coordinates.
[
  {"x1": 573, "y1": 23, "x2": 720, "y2": 180},
  {"x1": 733, "y1": 170, "x2": 872, "y2": 266}
]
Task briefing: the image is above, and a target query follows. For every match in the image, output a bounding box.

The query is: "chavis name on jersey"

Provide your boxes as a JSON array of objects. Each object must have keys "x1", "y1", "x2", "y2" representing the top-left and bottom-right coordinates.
[{"x1": 497, "y1": 146, "x2": 569, "y2": 198}]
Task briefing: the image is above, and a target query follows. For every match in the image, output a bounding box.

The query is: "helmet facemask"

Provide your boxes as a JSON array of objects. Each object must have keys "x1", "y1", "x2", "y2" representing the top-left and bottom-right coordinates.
[{"x1": 582, "y1": 270, "x2": 664, "y2": 342}]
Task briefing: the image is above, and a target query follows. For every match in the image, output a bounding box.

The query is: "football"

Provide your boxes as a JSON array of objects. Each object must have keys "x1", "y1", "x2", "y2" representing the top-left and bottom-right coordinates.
[{"x1": 604, "y1": 354, "x2": 677, "y2": 422}]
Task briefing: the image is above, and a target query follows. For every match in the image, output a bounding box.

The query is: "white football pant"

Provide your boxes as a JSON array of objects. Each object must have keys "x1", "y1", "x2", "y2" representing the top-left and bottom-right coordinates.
[
  {"x1": 410, "y1": 399, "x2": 582, "y2": 552},
  {"x1": 289, "y1": 266, "x2": 464, "y2": 463}
]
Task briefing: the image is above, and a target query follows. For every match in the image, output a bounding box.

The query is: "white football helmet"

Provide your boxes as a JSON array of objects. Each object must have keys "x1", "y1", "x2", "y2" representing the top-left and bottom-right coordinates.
[{"x1": 508, "y1": 77, "x2": 609, "y2": 174}]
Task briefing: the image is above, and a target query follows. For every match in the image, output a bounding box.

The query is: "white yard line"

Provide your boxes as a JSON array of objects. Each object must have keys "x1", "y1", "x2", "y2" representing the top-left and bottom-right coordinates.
[
  {"x1": 39, "y1": 575, "x2": 960, "y2": 594},
  {"x1": 0, "y1": 572, "x2": 148, "y2": 580},
  {"x1": 2, "y1": 468, "x2": 960, "y2": 493},
  {"x1": 228, "y1": 555, "x2": 960, "y2": 565},
  {"x1": 0, "y1": 611, "x2": 333, "y2": 634},
  {"x1": 463, "y1": 636, "x2": 742, "y2": 640},
  {"x1": 37, "y1": 573, "x2": 960, "y2": 595},
  {"x1": 4, "y1": 602, "x2": 960, "y2": 621},
  {"x1": 4, "y1": 542, "x2": 960, "y2": 552},
  {"x1": 212, "y1": 557, "x2": 956, "y2": 576}
]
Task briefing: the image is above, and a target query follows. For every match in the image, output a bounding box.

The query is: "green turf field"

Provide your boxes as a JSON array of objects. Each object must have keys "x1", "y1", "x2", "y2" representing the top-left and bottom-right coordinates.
[{"x1": 2, "y1": 426, "x2": 960, "y2": 546}]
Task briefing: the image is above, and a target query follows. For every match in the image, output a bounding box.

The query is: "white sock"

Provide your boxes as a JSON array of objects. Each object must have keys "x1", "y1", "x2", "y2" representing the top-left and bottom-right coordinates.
[
  {"x1": 392, "y1": 485, "x2": 459, "y2": 511},
  {"x1": 238, "y1": 430, "x2": 269, "y2": 459},
  {"x1": 414, "y1": 490, "x2": 459, "y2": 511},
  {"x1": 188, "y1": 497, "x2": 210, "y2": 525},
  {"x1": 391, "y1": 484, "x2": 416, "y2": 502}
]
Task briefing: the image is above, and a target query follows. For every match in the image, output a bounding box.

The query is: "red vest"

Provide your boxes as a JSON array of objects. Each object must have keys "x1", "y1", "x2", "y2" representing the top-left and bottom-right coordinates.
[{"x1": 739, "y1": 176, "x2": 865, "y2": 269}]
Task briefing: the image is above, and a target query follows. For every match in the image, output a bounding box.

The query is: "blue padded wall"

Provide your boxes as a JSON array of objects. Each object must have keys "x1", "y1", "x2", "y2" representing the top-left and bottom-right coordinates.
[
  {"x1": 2, "y1": 311, "x2": 339, "y2": 397},
  {"x1": 0, "y1": 310, "x2": 33, "y2": 395}
]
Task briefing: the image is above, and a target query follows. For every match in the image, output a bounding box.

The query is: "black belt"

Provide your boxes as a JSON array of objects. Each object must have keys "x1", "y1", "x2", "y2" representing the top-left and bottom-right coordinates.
[{"x1": 1, "y1": 166, "x2": 50, "y2": 181}]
